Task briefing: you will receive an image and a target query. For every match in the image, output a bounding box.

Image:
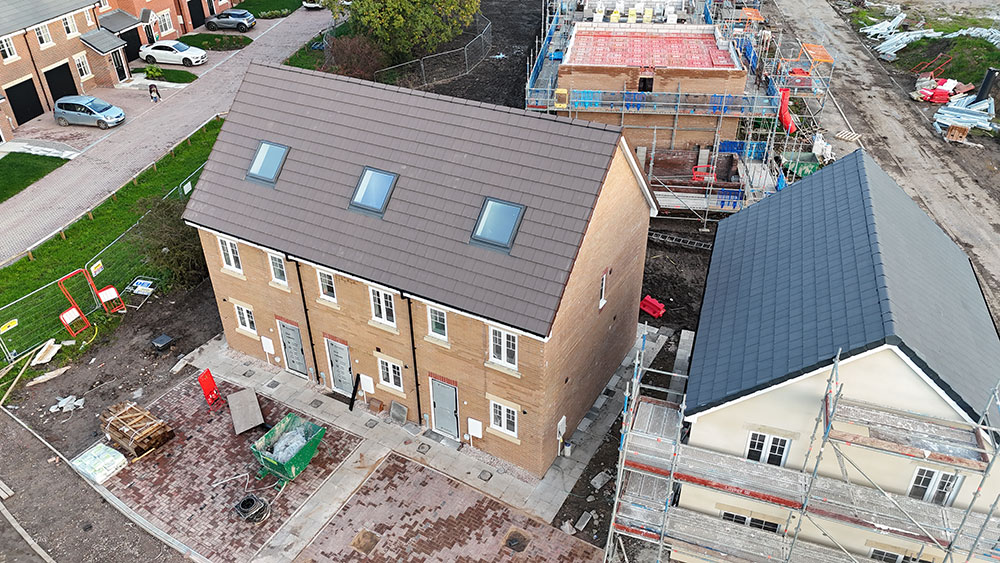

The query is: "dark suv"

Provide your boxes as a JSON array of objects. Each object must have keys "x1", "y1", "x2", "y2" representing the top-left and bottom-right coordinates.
[{"x1": 204, "y1": 9, "x2": 256, "y2": 32}]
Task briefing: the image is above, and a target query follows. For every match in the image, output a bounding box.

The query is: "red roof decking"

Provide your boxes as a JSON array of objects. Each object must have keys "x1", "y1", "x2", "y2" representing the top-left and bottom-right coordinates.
[{"x1": 565, "y1": 30, "x2": 737, "y2": 69}]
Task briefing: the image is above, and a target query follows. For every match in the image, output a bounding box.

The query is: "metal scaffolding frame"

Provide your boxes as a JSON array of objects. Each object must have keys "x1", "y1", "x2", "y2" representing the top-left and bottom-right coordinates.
[{"x1": 604, "y1": 345, "x2": 1000, "y2": 563}]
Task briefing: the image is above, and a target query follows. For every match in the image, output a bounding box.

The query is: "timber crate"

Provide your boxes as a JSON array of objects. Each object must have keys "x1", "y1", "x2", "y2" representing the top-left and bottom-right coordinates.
[{"x1": 100, "y1": 401, "x2": 174, "y2": 458}]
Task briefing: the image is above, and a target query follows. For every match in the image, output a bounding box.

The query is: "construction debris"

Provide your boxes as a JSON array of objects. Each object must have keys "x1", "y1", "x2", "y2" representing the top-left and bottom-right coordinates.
[
  {"x1": 100, "y1": 401, "x2": 175, "y2": 458},
  {"x1": 72, "y1": 442, "x2": 128, "y2": 484},
  {"x1": 874, "y1": 29, "x2": 943, "y2": 60},
  {"x1": 912, "y1": 76, "x2": 977, "y2": 104},
  {"x1": 590, "y1": 470, "x2": 612, "y2": 490},
  {"x1": 944, "y1": 27, "x2": 1000, "y2": 49},
  {"x1": 933, "y1": 96, "x2": 998, "y2": 139},
  {"x1": 859, "y1": 13, "x2": 905, "y2": 38},
  {"x1": 30, "y1": 339, "x2": 61, "y2": 366},
  {"x1": 48, "y1": 395, "x2": 85, "y2": 413},
  {"x1": 26, "y1": 366, "x2": 71, "y2": 387},
  {"x1": 835, "y1": 130, "x2": 863, "y2": 143}
]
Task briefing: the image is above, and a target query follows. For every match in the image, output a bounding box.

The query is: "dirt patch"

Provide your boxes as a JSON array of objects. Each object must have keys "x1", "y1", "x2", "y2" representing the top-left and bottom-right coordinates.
[
  {"x1": 4, "y1": 278, "x2": 223, "y2": 458},
  {"x1": 551, "y1": 421, "x2": 622, "y2": 548},
  {"x1": 641, "y1": 223, "x2": 714, "y2": 332}
]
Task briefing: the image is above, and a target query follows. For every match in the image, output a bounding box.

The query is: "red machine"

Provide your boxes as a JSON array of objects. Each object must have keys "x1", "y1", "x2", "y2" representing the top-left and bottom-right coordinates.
[{"x1": 640, "y1": 295, "x2": 666, "y2": 319}]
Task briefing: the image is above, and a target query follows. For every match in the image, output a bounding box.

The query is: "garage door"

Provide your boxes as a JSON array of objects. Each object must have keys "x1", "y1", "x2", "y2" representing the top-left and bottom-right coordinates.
[
  {"x1": 6, "y1": 78, "x2": 44, "y2": 126},
  {"x1": 121, "y1": 28, "x2": 141, "y2": 61},
  {"x1": 187, "y1": 0, "x2": 206, "y2": 28},
  {"x1": 44, "y1": 63, "x2": 78, "y2": 104}
]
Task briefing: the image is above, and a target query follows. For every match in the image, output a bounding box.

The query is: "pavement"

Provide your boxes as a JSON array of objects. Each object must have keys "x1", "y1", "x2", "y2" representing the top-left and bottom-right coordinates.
[{"x1": 0, "y1": 9, "x2": 332, "y2": 265}]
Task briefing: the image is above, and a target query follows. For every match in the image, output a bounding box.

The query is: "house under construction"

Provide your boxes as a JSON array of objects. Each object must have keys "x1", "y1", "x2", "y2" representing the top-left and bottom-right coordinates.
[
  {"x1": 605, "y1": 151, "x2": 1000, "y2": 562},
  {"x1": 525, "y1": 1, "x2": 836, "y2": 223}
]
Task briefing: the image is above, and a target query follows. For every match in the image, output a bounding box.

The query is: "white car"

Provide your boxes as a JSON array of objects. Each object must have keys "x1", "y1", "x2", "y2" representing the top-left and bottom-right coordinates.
[{"x1": 138, "y1": 41, "x2": 208, "y2": 67}]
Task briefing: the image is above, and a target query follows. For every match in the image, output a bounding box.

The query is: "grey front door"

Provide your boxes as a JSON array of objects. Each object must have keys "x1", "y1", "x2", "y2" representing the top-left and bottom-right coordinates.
[
  {"x1": 431, "y1": 379, "x2": 459, "y2": 439},
  {"x1": 277, "y1": 321, "x2": 307, "y2": 376},
  {"x1": 326, "y1": 339, "x2": 352, "y2": 395}
]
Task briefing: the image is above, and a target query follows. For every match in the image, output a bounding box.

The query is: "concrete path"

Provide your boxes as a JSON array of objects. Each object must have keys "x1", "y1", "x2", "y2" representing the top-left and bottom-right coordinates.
[{"x1": 0, "y1": 9, "x2": 331, "y2": 265}]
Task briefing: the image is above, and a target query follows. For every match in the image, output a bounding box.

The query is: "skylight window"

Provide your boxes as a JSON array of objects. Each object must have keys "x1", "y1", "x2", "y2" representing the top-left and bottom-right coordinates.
[
  {"x1": 472, "y1": 198, "x2": 525, "y2": 250},
  {"x1": 350, "y1": 167, "x2": 398, "y2": 215},
  {"x1": 246, "y1": 141, "x2": 289, "y2": 184}
]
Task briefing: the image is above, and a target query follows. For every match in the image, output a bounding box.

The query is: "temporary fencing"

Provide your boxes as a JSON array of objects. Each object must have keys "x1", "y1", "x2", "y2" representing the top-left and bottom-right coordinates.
[{"x1": 372, "y1": 13, "x2": 492, "y2": 88}]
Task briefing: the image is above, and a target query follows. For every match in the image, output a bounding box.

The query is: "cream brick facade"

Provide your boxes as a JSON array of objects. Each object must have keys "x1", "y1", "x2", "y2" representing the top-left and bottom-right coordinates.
[{"x1": 195, "y1": 144, "x2": 652, "y2": 476}]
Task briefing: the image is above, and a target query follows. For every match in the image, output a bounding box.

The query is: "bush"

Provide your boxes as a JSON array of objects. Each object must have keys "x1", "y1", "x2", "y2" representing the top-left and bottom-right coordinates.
[
  {"x1": 258, "y1": 8, "x2": 292, "y2": 18},
  {"x1": 144, "y1": 64, "x2": 164, "y2": 80},
  {"x1": 326, "y1": 36, "x2": 386, "y2": 80},
  {"x1": 130, "y1": 197, "x2": 208, "y2": 290},
  {"x1": 349, "y1": 0, "x2": 480, "y2": 59}
]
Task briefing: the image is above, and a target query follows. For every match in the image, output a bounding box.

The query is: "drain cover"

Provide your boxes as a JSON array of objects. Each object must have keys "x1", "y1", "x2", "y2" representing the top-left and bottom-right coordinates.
[
  {"x1": 309, "y1": 399, "x2": 324, "y2": 408},
  {"x1": 266, "y1": 380, "x2": 280, "y2": 389},
  {"x1": 504, "y1": 529, "x2": 529, "y2": 552},
  {"x1": 351, "y1": 528, "x2": 381, "y2": 555}
]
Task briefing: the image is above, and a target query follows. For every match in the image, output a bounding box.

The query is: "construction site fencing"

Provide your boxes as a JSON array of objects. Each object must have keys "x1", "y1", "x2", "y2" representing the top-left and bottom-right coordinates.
[
  {"x1": 0, "y1": 164, "x2": 204, "y2": 368},
  {"x1": 373, "y1": 13, "x2": 492, "y2": 88}
]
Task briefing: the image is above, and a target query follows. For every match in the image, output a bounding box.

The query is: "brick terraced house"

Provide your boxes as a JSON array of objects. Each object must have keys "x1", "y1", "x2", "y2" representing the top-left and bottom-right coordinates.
[
  {"x1": 184, "y1": 63, "x2": 658, "y2": 475},
  {"x1": 0, "y1": 0, "x2": 127, "y2": 142},
  {"x1": 105, "y1": 0, "x2": 238, "y2": 60}
]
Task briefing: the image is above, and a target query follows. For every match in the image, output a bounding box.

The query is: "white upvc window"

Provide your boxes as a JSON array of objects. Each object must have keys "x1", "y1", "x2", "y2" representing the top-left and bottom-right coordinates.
[
  {"x1": 721, "y1": 511, "x2": 780, "y2": 533},
  {"x1": 599, "y1": 272, "x2": 608, "y2": 309},
  {"x1": 908, "y1": 467, "x2": 962, "y2": 507},
  {"x1": 35, "y1": 25, "x2": 54, "y2": 47},
  {"x1": 370, "y1": 287, "x2": 395, "y2": 326},
  {"x1": 99, "y1": 0, "x2": 110, "y2": 8},
  {"x1": 234, "y1": 304, "x2": 256, "y2": 333},
  {"x1": 0, "y1": 37, "x2": 16, "y2": 61},
  {"x1": 268, "y1": 254, "x2": 287, "y2": 284},
  {"x1": 218, "y1": 237, "x2": 242, "y2": 272},
  {"x1": 427, "y1": 307, "x2": 447, "y2": 340},
  {"x1": 73, "y1": 53, "x2": 92, "y2": 80},
  {"x1": 62, "y1": 16, "x2": 79, "y2": 36},
  {"x1": 317, "y1": 271, "x2": 336, "y2": 301},
  {"x1": 869, "y1": 548, "x2": 932, "y2": 563},
  {"x1": 489, "y1": 327, "x2": 517, "y2": 370},
  {"x1": 85, "y1": 10, "x2": 94, "y2": 25},
  {"x1": 157, "y1": 10, "x2": 174, "y2": 33},
  {"x1": 746, "y1": 431, "x2": 789, "y2": 467},
  {"x1": 490, "y1": 401, "x2": 517, "y2": 437},
  {"x1": 378, "y1": 358, "x2": 403, "y2": 390}
]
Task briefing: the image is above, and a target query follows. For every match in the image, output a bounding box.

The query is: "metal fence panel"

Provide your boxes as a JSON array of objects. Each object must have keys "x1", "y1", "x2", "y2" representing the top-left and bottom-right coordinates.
[{"x1": 373, "y1": 13, "x2": 493, "y2": 88}]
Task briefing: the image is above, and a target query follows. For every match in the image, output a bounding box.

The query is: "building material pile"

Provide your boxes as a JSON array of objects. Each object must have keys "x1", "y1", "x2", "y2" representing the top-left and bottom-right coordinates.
[
  {"x1": 944, "y1": 27, "x2": 1000, "y2": 49},
  {"x1": 933, "y1": 96, "x2": 998, "y2": 136},
  {"x1": 100, "y1": 401, "x2": 174, "y2": 458},
  {"x1": 860, "y1": 13, "x2": 905, "y2": 38},
  {"x1": 874, "y1": 29, "x2": 943, "y2": 60},
  {"x1": 911, "y1": 76, "x2": 977, "y2": 103}
]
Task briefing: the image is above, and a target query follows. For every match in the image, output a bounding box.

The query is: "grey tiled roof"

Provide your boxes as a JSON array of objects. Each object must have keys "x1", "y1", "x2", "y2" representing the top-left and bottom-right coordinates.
[
  {"x1": 98, "y1": 9, "x2": 140, "y2": 33},
  {"x1": 687, "y1": 150, "x2": 1000, "y2": 419},
  {"x1": 140, "y1": 8, "x2": 154, "y2": 24},
  {"x1": 0, "y1": 0, "x2": 93, "y2": 37},
  {"x1": 80, "y1": 28, "x2": 126, "y2": 55},
  {"x1": 183, "y1": 63, "x2": 625, "y2": 336}
]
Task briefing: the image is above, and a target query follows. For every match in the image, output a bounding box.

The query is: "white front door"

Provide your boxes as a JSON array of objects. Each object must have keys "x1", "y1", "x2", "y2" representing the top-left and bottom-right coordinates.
[{"x1": 430, "y1": 379, "x2": 459, "y2": 439}]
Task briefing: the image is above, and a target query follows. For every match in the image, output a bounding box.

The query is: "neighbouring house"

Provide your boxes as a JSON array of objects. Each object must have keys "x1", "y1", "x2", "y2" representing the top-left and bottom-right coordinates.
[
  {"x1": 106, "y1": 0, "x2": 237, "y2": 57},
  {"x1": 0, "y1": 0, "x2": 127, "y2": 142},
  {"x1": 183, "y1": 63, "x2": 658, "y2": 476},
  {"x1": 607, "y1": 149, "x2": 1000, "y2": 562}
]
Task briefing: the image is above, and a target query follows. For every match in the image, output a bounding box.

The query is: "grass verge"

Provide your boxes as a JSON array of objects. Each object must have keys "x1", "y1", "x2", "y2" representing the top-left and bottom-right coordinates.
[
  {"x1": 285, "y1": 34, "x2": 326, "y2": 70},
  {"x1": 0, "y1": 153, "x2": 68, "y2": 205},
  {"x1": 233, "y1": 0, "x2": 301, "y2": 17},
  {"x1": 893, "y1": 37, "x2": 1000, "y2": 84},
  {"x1": 131, "y1": 66, "x2": 199, "y2": 83},
  {"x1": 181, "y1": 33, "x2": 253, "y2": 51}
]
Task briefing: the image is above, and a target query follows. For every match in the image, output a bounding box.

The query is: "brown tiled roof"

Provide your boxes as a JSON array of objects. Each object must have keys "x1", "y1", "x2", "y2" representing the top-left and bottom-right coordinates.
[{"x1": 183, "y1": 63, "x2": 624, "y2": 336}]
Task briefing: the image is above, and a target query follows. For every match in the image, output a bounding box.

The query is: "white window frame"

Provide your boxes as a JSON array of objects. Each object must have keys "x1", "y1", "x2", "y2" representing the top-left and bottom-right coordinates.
[
  {"x1": 317, "y1": 270, "x2": 337, "y2": 302},
  {"x1": 99, "y1": 0, "x2": 110, "y2": 8},
  {"x1": 62, "y1": 16, "x2": 79, "y2": 37},
  {"x1": 489, "y1": 327, "x2": 517, "y2": 370},
  {"x1": 218, "y1": 237, "x2": 242, "y2": 273},
  {"x1": 370, "y1": 287, "x2": 396, "y2": 327},
  {"x1": 73, "y1": 53, "x2": 92, "y2": 80},
  {"x1": 721, "y1": 511, "x2": 780, "y2": 533},
  {"x1": 234, "y1": 303, "x2": 256, "y2": 333},
  {"x1": 907, "y1": 467, "x2": 962, "y2": 507},
  {"x1": 268, "y1": 254, "x2": 287, "y2": 285},
  {"x1": 378, "y1": 358, "x2": 403, "y2": 391},
  {"x1": 490, "y1": 400, "x2": 518, "y2": 437},
  {"x1": 869, "y1": 548, "x2": 932, "y2": 563},
  {"x1": 0, "y1": 37, "x2": 17, "y2": 62},
  {"x1": 599, "y1": 272, "x2": 608, "y2": 309},
  {"x1": 157, "y1": 10, "x2": 174, "y2": 33},
  {"x1": 85, "y1": 10, "x2": 94, "y2": 25},
  {"x1": 34, "y1": 25, "x2": 54, "y2": 48},
  {"x1": 427, "y1": 307, "x2": 447, "y2": 341},
  {"x1": 745, "y1": 431, "x2": 789, "y2": 467}
]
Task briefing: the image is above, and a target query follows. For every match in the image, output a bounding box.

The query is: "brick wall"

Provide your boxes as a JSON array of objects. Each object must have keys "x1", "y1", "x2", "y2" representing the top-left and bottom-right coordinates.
[{"x1": 557, "y1": 65, "x2": 747, "y2": 96}]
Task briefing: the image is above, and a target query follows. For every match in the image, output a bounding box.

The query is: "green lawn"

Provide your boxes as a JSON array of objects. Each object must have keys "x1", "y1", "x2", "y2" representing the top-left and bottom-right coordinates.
[
  {"x1": 0, "y1": 153, "x2": 68, "y2": 205},
  {"x1": 233, "y1": 0, "x2": 301, "y2": 17},
  {"x1": 180, "y1": 33, "x2": 253, "y2": 51},
  {"x1": 893, "y1": 37, "x2": 1000, "y2": 84},
  {"x1": 285, "y1": 34, "x2": 326, "y2": 70},
  {"x1": 131, "y1": 66, "x2": 199, "y2": 83}
]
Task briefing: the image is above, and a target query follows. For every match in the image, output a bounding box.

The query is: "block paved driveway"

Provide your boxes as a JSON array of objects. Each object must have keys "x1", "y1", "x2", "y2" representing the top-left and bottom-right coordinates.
[
  {"x1": 0, "y1": 9, "x2": 330, "y2": 264},
  {"x1": 294, "y1": 453, "x2": 603, "y2": 563}
]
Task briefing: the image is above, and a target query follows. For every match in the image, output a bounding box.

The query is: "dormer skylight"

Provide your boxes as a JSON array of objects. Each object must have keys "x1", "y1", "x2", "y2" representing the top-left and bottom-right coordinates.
[
  {"x1": 472, "y1": 198, "x2": 524, "y2": 251},
  {"x1": 246, "y1": 141, "x2": 289, "y2": 184},
  {"x1": 350, "y1": 167, "x2": 398, "y2": 216}
]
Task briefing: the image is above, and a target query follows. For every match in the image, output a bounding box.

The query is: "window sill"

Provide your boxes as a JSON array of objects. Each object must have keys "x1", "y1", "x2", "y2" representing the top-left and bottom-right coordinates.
[
  {"x1": 39, "y1": 43, "x2": 55, "y2": 51},
  {"x1": 3, "y1": 56, "x2": 21, "y2": 65},
  {"x1": 484, "y1": 361, "x2": 520, "y2": 379},
  {"x1": 235, "y1": 327, "x2": 259, "y2": 341},
  {"x1": 315, "y1": 297, "x2": 340, "y2": 310},
  {"x1": 376, "y1": 383, "x2": 406, "y2": 399},
  {"x1": 423, "y1": 335, "x2": 450, "y2": 349},
  {"x1": 160, "y1": 29, "x2": 176, "y2": 37},
  {"x1": 80, "y1": 73, "x2": 93, "y2": 81},
  {"x1": 269, "y1": 280, "x2": 290, "y2": 293},
  {"x1": 486, "y1": 426, "x2": 521, "y2": 445},
  {"x1": 67, "y1": 33, "x2": 80, "y2": 39},
  {"x1": 368, "y1": 319, "x2": 399, "y2": 336},
  {"x1": 220, "y1": 267, "x2": 246, "y2": 281}
]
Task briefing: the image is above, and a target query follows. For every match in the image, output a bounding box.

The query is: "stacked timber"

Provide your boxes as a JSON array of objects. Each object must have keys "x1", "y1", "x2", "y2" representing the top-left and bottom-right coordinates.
[{"x1": 99, "y1": 402, "x2": 174, "y2": 458}]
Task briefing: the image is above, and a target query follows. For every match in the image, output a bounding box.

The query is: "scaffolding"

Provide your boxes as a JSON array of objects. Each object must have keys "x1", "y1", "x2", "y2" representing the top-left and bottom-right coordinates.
[{"x1": 604, "y1": 345, "x2": 1000, "y2": 562}]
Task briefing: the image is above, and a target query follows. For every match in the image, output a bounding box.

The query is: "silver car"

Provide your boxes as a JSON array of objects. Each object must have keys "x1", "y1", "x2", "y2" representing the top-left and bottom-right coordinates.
[
  {"x1": 204, "y1": 9, "x2": 257, "y2": 32},
  {"x1": 54, "y1": 96, "x2": 126, "y2": 129}
]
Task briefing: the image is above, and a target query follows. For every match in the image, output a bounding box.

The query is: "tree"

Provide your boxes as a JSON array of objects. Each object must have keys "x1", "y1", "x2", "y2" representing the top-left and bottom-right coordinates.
[
  {"x1": 324, "y1": 36, "x2": 386, "y2": 80},
  {"x1": 348, "y1": 0, "x2": 480, "y2": 60},
  {"x1": 130, "y1": 196, "x2": 208, "y2": 290},
  {"x1": 319, "y1": 0, "x2": 350, "y2": 25}
]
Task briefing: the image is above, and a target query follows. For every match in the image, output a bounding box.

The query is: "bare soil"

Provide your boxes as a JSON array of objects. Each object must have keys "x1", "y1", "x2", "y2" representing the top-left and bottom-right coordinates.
[{"x1": 4, "y1": 278, "x2": 222, "y2": 458}]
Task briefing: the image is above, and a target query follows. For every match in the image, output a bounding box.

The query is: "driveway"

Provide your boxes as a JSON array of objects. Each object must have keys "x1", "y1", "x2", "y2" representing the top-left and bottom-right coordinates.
[{"x1": 0, "y1": 8, "x2": 331, "y2": 265}]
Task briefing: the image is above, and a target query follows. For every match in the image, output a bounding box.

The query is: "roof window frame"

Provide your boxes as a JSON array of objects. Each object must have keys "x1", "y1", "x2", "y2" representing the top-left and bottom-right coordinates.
[
  {"x1": 471, "y1": 197, "x2": 525, "y2": 252},
  {"x1": 348, "y1": 166, "x2": 398, "y2": 217},
  {"x1": 245, "y1": 140, "x2": 290, "y2": 185}
]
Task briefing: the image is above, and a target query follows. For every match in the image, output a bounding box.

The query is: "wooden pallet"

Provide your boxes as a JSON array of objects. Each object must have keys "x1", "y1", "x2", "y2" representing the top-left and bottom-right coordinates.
[{"x1": 99, "y1": 402, "x2": 174, "y2": 458}]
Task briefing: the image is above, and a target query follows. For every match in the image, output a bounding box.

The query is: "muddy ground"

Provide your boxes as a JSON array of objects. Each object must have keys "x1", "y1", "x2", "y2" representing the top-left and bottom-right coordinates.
[{"x1": 5, "y1": 279, "x2": 222, "y2": 458}]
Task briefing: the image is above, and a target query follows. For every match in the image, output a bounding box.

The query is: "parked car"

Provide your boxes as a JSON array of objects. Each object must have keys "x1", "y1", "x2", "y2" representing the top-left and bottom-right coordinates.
[
  {"x1": 138, "y1": 40, "x2": 207, "y2": 67},
  {"x1": 54, "y1": 96, "x2": 126, "y2": 130},
  {"x1": 204, "y1": 9, "x2": 256, "y2": 32}
]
